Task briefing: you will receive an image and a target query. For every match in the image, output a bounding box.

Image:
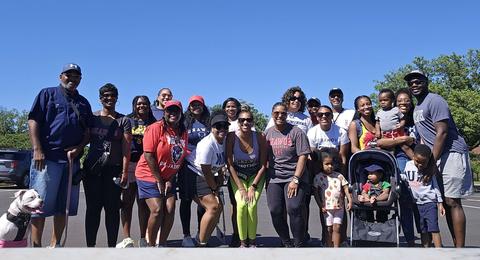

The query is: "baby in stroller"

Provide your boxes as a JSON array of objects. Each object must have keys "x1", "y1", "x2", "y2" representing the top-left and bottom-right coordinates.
[{"x1": 358, "y1": 164, "x2": 391, "y2": 222}]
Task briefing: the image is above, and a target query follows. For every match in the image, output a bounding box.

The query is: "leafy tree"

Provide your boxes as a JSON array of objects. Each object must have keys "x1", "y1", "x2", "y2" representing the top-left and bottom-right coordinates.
[
  {"x1": 373, "y1": 49, "x2": 480, "y2": 147},
  {"x1": 210, "y1": 100, "x2": 269, "y2": 132},
  {"x1": 0, "y1": 108, "x2": 30, "y2": 149}
]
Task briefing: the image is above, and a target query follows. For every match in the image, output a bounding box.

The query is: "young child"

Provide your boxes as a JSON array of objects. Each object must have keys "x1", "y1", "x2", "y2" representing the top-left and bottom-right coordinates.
[
  {"x1": 402, "y1": 144, "x2": 445, "y2": 248},
  {"x1": 375, "y1": 88, "x2": 406, "y2": 140},
  {"x1": 312, "y1": 148, "x2": 352, "y2": 247},
  {"x1": 358, "y1": 164, "x2": 391, "y2": 222}
]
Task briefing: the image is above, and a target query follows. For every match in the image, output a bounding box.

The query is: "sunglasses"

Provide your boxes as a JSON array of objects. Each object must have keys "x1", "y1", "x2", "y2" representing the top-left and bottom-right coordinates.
[
  {"x1": 238, "y1": 117, "x2": 253, "y2": 124},
  {"x1": 407, "y1": 79, "x2": 426, "y2": 86},
  {"x1": 317, "y1": 112, "x2": 332, "y2": 118},
  {"x1": 101, "y1": 93, "x2": 117, "y2": 99},
  {"x1": 214, "y1": 122, "x2": 229, "y2": 130},
  {"x1": 165, "y1": 106, "x2": 181, "y2": 114},
  {"x1": 289, "y1": 96, "x2": 301, "y2": 102},
  {"x1": 272, "y1": 111, "x2": 287, "y2": 117},
  {"x1": 64, "y1": 73, "x2": 82, "y2": 79}
]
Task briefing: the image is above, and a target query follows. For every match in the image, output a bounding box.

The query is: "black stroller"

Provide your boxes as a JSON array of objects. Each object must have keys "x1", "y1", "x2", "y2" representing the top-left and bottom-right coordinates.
[{"x1": 348, "y1": 149, "x2": 400, "y2": 247}]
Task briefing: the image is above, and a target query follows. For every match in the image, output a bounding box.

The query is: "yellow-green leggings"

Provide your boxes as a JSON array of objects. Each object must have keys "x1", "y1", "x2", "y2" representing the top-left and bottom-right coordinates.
[{"x1": 230, "y1": 175, "x2": 265, "y2": 241}]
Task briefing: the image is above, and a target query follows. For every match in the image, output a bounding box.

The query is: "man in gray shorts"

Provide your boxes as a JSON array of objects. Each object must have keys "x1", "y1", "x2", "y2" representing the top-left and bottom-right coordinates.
[{"x1": 405, "y1": 70, "x2": 473, "y2": 247}]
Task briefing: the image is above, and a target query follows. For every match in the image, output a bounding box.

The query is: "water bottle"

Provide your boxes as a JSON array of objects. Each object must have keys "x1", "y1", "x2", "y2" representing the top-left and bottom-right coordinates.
[{"x1": 113, "y1": 177, "x2": 129, "y2": 189}]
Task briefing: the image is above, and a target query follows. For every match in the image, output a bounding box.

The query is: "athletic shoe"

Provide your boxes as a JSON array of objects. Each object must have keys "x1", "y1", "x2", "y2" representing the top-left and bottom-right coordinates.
[
  {"x1": 182, "y1": 236, "x2": 196, "y2": 247},
  {"x1": 138, "y1": 238, "x2": 148, "y2": 248},
  {"x1": 116, "y1": 237, "x2": 135, "y2": 248}
]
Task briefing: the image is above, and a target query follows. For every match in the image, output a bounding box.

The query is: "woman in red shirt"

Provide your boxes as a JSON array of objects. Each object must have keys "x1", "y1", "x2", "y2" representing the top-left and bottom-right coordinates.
[{"x1": 135, "y1": 100, "x2": 188, "y2": 247}]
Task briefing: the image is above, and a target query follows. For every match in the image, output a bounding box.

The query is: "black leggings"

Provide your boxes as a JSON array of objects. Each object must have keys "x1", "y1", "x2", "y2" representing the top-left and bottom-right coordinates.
[
  {"x1": 83, "y1": 167, "x2": 121, "y2": 247},
  {"x1": 266, "y1": 182, "x2": 307, "y2": 247},
  {"x1": 179, "y1": 199, "x2": 205, "y2": 236}
]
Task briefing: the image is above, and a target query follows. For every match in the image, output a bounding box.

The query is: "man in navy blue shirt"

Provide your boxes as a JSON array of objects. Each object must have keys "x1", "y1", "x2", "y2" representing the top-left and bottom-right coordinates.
[{"x1": 28, "y1": 63, "x2": 93, "y2": 247}]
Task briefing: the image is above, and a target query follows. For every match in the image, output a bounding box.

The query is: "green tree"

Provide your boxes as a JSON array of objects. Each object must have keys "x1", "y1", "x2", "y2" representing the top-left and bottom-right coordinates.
[
  {"x1": 210, "y1": 100, "x2": 269, "y2": 132},
  {"x1": 373, "y1": 49, "x2": 480, "y2": 147},
  {"x1": 0, "y1": 107, "x2": 30, "y2": 149}
]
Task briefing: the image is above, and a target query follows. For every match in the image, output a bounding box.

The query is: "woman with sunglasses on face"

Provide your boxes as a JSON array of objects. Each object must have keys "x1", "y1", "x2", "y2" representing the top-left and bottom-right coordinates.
[
  {"x1": 116, "y1": 96, "x2": 156, "y2": 248},
  {"x1": 265, "y1": 86, "x2": 313, "y2": 133},
  {"x1": 83, "y1": 83, "x2": 132, "y2": 247},
  {"x1": 188, "y1": 111, "x2": 229, "y2": 246},
  {"x1": 135, "y1": 100, "x2": 188, "y2": 247},
  {"x1": 226, "y1": 108, "x2": 267, "y2": 248},
  {"x1": 265, "y1": 102, "x2": 311, "y2": 247},
  {"x1": 177, "y1": 95, "x2": 210, "y2": 247},
  {"x1": 151, "y1": 88, "x2": 173, "y2": 120},
  {"x1": 307, "y1": 105, "x2": 350, "y2": 171}
]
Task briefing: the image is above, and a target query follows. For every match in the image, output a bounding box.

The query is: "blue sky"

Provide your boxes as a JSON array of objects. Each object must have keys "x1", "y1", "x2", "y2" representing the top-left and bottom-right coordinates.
[{"x1": 1, "y1": 0, "x2": 478, "y2": 115}]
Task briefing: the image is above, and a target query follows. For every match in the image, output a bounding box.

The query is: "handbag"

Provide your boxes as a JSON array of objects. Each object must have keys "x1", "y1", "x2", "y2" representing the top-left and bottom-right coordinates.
[{"x1": 84, "y1": 120, "x2": 118, "y2": 176}]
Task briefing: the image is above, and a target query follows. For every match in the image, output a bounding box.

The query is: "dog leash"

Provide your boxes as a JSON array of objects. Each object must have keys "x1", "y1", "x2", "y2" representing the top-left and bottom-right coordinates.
[{"x1": 61, "y1": 151, "x2": 74, "y2": 247}]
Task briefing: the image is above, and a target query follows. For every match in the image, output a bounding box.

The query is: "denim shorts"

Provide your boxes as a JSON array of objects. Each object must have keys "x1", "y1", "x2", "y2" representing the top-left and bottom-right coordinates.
[
  {"x1": 29, "y1": 159, "x2": 80, "y2": 217},
  {"x1": 137, "y1": 179, "x2": 177, "y2": 199}
]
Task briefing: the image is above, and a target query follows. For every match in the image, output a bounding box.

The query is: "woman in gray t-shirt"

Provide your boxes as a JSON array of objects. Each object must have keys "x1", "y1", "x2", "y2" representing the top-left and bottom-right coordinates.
[{"x1": 265, "y1": 102, "x2": 311, "y2": 247}]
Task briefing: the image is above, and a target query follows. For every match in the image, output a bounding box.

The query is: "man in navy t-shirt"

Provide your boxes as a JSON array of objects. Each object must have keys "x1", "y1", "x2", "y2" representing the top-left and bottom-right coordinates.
[
  {"x1": 28, "y1": 63, "x2": 93, "y2": 247},
  {"x1": 405, "y1": 70, "x2": 473, "y2": 247}
]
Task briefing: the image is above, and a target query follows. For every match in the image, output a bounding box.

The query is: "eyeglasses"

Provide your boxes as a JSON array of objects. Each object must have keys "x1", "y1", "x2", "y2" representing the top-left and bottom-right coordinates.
[
  {"x1": 289, "y1": 96, "x2": 301, "y2": 102},
  {"x1": 238, "y1": 118, "x2": 253, "y2": 124},
  {"x1": 213, "y1": 122, "x2": 229, "y2": 130},
  {"x1": 317, "y1": 112, "x2": 332, "y2": 118}
]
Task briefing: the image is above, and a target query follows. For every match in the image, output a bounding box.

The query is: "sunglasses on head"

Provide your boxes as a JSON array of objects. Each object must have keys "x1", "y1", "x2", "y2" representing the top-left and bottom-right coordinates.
[
  {"x1": 317, "y1": 112, "x2": 332, "y2": 118},
  {"x1": 238, "y1": 117, "x2": 253, "y2": 124},
  {"x1": 214, "y1": 122, "x2": 229, "y2": 130}
]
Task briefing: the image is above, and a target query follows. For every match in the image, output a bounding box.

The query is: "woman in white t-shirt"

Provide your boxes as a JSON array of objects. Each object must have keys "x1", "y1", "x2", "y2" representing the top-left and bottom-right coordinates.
[
  {"x1": 307, "y1": 105, "x2": 350, "y2": 170},
  {"x1": 265, "y1": 86, "x2": 313, "y2": 133},
  {"x1": 189, "y1": 111, "x2": 229, "y2": 246}
]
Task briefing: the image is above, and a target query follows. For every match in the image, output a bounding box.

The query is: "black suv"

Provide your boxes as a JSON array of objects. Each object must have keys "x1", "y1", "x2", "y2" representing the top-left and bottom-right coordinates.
[{"x1": 0, "y1": 149, "x2": 32, "y2": 188}]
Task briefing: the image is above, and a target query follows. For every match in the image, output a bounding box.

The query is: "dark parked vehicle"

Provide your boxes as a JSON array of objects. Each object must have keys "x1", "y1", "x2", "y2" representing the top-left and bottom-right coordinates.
[{"x1": 0, "y1": 149, "x2": 32, "y2": 188}]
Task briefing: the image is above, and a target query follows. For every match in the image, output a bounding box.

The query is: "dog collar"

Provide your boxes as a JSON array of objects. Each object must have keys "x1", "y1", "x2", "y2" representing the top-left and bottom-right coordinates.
[{"x1": 6, "y1": 212, "x2": 30, "y2": 241}]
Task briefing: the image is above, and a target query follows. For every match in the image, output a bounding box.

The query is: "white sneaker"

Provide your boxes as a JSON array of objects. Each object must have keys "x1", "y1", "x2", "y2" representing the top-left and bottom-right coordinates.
[
  {"x1": 182, "y1": 236, "x2": 195, "y2": 247},
  {"x1": 116, "y1": 237, "x2": 135, "y2": 248},
  {"x1": 138, "y1": 238, "x2": 148, "y2": 248}
]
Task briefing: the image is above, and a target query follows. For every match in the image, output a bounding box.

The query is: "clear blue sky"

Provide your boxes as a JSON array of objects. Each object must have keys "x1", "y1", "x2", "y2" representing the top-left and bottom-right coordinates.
[{"x1": 1, "y1": 1, "x2": 478, "y2": 115}]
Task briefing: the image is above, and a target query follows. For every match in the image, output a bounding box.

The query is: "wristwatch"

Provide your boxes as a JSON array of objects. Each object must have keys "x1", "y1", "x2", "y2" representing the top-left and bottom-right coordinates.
[
  {"x1": 251, "y1": 183, "x2": 258, "y2": 190},
  {"x1": 292, "y1": 176, "x2": 300, "y2": 184}
]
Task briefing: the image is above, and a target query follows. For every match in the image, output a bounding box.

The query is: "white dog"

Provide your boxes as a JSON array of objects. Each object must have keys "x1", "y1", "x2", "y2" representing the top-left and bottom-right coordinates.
[{"x1": 0, "y1": 189, "x2": 43, "y2": 248}]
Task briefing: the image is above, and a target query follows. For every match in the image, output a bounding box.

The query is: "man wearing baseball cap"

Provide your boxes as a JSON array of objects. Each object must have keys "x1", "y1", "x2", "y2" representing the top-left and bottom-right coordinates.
[
  {"x1": 28, "y1": 63, "x2": 93, "y2": 247},
  {"x1": 328, "y1": 88, "x2": 355, "y2": 131},
  {"x1": 405, "y1": 70, "x2": 473, "y2": 247},
  {"x1": 307, "y1": 97, "x2": 321, "y2": 126}
]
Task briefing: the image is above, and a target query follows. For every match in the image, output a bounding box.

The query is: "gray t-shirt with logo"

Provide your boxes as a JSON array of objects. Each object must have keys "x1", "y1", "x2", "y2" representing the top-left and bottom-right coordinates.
[
  {"x1": 413, "y1": 93, "x2": 467, "y2": 154},
  {"x1": 265, "y1": 124, "x2": 311, "y2": 184}
]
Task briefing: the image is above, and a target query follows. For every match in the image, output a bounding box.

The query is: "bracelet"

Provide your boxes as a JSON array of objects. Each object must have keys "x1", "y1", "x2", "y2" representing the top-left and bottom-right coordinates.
[{"x1": 251, "y1": 183, "x2": 258, "y2": 190}]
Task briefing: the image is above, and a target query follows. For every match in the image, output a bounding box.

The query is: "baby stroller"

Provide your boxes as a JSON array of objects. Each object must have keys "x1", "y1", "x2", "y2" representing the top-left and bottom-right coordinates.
[{"x1": 348, "y1": 149, "x2": 400, "y2": 247}]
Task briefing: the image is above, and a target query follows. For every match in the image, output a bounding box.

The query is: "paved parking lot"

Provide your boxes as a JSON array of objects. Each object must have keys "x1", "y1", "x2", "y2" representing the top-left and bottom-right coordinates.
[{"x1": 1, "y1": 183, "x2": 479, "y2": 248}]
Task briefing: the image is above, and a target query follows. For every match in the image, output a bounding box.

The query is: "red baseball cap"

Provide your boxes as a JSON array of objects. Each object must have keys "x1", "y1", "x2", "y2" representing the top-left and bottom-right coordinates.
[{"x1": 188, "y1": 95, "x2": 205, "y2": 105}]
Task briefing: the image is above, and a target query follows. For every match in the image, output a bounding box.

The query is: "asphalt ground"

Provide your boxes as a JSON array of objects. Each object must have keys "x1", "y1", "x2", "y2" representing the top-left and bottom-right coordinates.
[{"x1": 1, "y1": 183, "x2": 479, "y2": 248}]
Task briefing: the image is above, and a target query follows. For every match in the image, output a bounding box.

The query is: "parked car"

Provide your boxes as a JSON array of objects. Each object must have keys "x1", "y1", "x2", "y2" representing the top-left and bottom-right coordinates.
[{"x1": 0, "y1": 149, "x2": 32, "y2": 188}]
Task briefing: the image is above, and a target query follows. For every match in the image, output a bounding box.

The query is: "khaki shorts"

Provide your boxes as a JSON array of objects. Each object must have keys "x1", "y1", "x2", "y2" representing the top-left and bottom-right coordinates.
[{"x1": 437, "y1": 152, "x2": 473, "y2": 198}]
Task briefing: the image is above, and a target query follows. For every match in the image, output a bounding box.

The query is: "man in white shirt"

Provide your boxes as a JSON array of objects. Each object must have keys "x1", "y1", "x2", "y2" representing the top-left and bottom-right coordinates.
[{"x1": 328, "y1": 88, "x2": 355, "y2": 131}]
